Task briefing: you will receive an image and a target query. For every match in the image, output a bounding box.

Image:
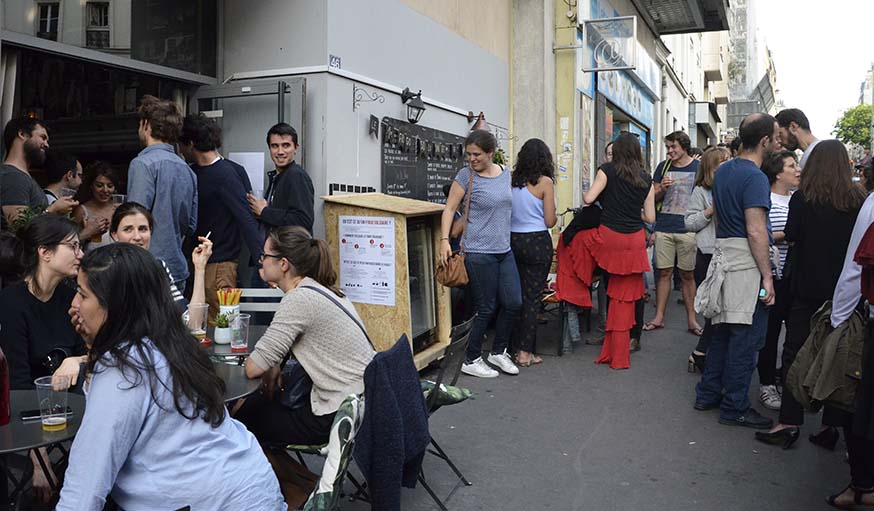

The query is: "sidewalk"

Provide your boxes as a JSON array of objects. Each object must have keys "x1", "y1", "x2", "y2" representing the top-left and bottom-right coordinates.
[{"x1": 344, "y1": 293, "x2": 846, "y2": 510}]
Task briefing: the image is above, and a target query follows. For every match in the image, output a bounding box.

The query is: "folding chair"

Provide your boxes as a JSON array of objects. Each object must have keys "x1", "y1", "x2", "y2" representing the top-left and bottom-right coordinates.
[
  {"x1": 286, "y1": 394, "x2": 366, "y2": 511},
  {"x1": 418, "y1": 317, "x2": 475, "y2": 510}
]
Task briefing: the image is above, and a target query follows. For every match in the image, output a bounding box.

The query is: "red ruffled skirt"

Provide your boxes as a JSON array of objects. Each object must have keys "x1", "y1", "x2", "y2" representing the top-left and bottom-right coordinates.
[{"x1": 576, "y1": 226, "x2": 650, "y2": 369}]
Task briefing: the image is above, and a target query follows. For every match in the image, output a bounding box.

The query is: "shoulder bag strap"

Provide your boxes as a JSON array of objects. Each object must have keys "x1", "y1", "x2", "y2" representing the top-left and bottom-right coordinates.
[
  {"x1": 298, "y1": 285, "x2": 375, "y2": 349},
  {"x1": 459, "y1": 168, "x2": 474, "y2": 255}
]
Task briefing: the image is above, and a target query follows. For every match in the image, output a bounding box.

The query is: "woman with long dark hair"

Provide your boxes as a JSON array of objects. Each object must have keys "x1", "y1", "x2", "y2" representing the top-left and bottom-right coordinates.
[
  {"x1": 756, "y1": 140, "x2": 866, "y2": 449},
  {"x1": 72, "y1": 161, "x2": 119, "y2": 252},
  {"x1": 439, "y1": 130, "x2": 521, "y2": 378},
  {"x1": 56, "y1": 244, "x2": 284, "y2": 510},
  {"x1": 683, "y1": 147, "x2": 730, "y2": 372},
  {"x1": 510, "y1": 138, "x2": 556, "y2": 366},
  {"x1": 235, "y1": 226, "x2": 375, "y2": 446},
  {"x1": 579, "y1": 133, "x2": 656, "y2": 369}
]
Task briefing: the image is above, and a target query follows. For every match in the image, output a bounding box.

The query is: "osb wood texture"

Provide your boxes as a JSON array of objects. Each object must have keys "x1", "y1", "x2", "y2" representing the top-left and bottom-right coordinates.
[
  {"x1": 322, "y1": 193, "x2": 444, "y2": 217},
  {"x1": 324, "y1": 203, "x2": 412, "y2": 353}
]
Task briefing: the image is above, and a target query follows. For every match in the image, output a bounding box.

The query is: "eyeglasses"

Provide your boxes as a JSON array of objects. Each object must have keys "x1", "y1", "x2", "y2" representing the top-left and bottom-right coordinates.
[
  {"x1": 59, "y1": 241, "x2": 83, "y2": 253},
  {"x1": 258, "y1": 252, "x2": 283, "y2": 264}
]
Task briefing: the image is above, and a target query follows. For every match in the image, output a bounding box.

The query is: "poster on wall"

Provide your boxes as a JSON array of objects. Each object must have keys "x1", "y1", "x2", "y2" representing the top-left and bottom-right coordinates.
[{"x1": 338, "y1": 216, "x2": 396, "y2": 306}]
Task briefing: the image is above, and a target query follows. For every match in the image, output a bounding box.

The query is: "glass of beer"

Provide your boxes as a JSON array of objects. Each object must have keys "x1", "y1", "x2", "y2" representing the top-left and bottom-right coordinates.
[
  {"x1": 34, "y1": 375, "x2": 69, "y2": 431},
  {"x1": 186, "y1": 304, "x2": 209, "y2": 341}
]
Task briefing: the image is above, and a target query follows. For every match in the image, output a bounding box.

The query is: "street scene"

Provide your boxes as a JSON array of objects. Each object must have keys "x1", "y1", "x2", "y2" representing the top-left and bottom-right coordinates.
[{"x1": 0, "y1": 0, "x2": 873, "y2": 510}]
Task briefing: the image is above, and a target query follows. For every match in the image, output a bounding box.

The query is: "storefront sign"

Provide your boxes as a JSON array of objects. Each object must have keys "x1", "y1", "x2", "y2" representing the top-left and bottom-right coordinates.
[
  {"x1": 598, "y1": 70, "x2": 655, "y2": 129},
  {"x1": 583, "y1": 16, "x2": 637, "y2": 72},
  {"x1": 338, "y1": 216, "x2": 396, "y2": 306}
]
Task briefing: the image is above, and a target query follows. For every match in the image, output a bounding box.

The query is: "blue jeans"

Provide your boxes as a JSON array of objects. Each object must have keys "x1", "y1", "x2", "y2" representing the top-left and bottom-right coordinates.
[
  {"x1": 464, "y1": 251, "x2": 522, "y2": 362},
  {"x1": 695, "y1": 302, "x2": 769, "y2": 420}
]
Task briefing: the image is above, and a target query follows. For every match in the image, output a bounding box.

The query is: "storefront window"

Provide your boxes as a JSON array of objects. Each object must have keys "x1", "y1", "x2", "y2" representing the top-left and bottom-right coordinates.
[{"x1": 4, "y1": 0, "x2": 217, "y2": 77}]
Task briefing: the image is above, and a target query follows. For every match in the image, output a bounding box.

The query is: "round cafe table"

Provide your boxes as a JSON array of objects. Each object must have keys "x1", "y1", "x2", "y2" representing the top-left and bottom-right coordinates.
[
  {"x1": 212, "y1": 361, "x2": 260, "y2": 403},
  {"x1": 0, "y1": 390, "x2": 87, "y2": 497}
]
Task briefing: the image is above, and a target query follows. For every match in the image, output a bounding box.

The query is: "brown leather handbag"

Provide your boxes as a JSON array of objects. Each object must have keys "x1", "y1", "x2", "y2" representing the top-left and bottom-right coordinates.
[{"x1": 436, "y1": 170, "x2": 473, "y2": 288}]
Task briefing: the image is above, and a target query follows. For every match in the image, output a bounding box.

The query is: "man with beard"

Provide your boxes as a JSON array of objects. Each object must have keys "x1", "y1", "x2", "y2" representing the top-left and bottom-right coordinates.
[
  {"x1": 694, "y1": 113, "x2": 778, "y2": 430},
  {"x1": 127, "y1": 95, "x2": 197, "y2": 292},
  {"x1": 775, "y1": 108, "x2": 819, "y2": 169},
  {"x1": 1, "y1": 117, "x2": 77, "y2": 230}
]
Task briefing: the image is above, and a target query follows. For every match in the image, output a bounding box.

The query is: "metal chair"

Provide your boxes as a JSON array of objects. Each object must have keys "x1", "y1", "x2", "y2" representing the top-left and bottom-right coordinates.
[{"x1": 418, "y1": 316, "x2": 475, "y2": 510}]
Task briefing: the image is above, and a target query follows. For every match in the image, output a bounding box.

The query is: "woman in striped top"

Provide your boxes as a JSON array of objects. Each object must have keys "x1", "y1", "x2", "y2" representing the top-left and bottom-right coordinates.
[{"x1": 756, "y1": 150, "x2": 799, "y2": 412}]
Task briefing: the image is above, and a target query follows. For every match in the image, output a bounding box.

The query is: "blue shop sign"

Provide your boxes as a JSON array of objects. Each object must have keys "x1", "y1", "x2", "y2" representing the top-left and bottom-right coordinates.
[{"x1": 598, "y1": 70, "x2": 655, "y2": 129}]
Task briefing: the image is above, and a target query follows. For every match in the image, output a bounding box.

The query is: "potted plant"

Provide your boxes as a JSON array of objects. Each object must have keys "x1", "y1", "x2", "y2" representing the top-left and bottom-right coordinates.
[{"x1": 214, "y1": 313, "x2": 233, "y2": 345}]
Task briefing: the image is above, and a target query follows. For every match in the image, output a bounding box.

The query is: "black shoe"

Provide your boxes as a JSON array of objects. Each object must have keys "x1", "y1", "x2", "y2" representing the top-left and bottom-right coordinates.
[
  {"x1": 718, "y1": 408, "x2": 773, "y2": 429},
  {"x1": 809, "y1": 426, "x2": 840, "y2": 451},
  {"x1": 755, "y1": 426, "x2": 801, "y2": 449},
  {"x1": 630, "y1": 338, "x2": 641, "y2": 352},
  {"x1": 694, "y1": 400, "x2": 721, "y2": 411}
]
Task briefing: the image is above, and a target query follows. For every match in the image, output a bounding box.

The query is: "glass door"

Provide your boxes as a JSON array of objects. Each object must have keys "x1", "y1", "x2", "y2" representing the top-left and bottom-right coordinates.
[{"x1": 407, "y1": 218, "x2": 436, "y2": 350}]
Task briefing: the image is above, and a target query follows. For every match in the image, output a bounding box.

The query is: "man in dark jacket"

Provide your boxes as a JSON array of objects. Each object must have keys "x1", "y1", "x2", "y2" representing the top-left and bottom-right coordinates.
[
  {"x1": 247, "y1": 123, "x2": 314, "y2": 233},
  {"x1": 180, "y1": 113, "x2": 263, "y2": 323}
]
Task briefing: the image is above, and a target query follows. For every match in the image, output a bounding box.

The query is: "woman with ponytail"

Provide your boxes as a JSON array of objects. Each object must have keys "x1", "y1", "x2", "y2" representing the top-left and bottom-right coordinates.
[{"x1": 236, "y1": 226, "x2": 375, "y2": 445}]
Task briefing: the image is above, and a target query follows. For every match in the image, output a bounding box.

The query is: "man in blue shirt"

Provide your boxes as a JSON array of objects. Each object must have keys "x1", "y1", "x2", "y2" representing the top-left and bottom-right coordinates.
[
  {"x1": 694, "y1": 113, "x2": 778, "y2": 430},
  {"x1": 646, "y1": 131, "x2": 702, "y2": 336},
  {"x1": 180, "y1": 114, "x2": 263, "y2": 324},
  {"x1": 127, "y1": 95, "x2": 198, "y2": 291}
]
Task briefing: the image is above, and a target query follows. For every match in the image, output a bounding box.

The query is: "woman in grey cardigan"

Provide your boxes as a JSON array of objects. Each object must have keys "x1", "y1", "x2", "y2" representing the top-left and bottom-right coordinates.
[{"x1": 684, "y1": 147, "x2": 730, "y2": 373}]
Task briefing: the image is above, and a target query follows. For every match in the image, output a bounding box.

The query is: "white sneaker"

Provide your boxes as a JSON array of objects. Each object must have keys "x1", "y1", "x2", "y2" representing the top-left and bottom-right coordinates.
[
  {"x1": 461, "y1": 357, "x2": 499, "y2": 378},
  {"x1": 760, "y1": 385, "x2": 782, "y2": 411},
  {"x1": 487, "y1": 349, "x2": 520, "y2": 375}
]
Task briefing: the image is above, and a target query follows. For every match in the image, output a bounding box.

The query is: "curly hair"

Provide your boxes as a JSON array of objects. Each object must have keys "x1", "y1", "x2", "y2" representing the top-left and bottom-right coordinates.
[{"x1": 512, "y1": 138, "x2": 555, "y2": 188}]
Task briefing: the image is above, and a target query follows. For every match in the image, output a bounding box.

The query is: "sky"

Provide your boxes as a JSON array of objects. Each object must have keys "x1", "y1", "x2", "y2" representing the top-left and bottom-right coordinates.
[{"x1": 756, "y1": 0, "x2": 874, "y2": 137}]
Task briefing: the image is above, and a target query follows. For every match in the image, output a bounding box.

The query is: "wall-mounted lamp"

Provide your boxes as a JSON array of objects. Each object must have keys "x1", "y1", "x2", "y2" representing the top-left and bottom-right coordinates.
[{"x1": 401, "y1": 87, "x2": 426, "y2": 124}]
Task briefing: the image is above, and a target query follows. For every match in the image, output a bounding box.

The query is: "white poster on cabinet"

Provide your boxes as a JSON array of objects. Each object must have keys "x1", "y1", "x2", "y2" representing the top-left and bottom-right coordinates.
[{"x1": 338, "y1": 216, "x2": 396, "y2": 306}]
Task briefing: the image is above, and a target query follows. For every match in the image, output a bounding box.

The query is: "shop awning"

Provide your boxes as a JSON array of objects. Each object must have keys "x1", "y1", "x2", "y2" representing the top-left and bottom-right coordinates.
[
  {"x1": 629, "y1": 0, "x2": 729, "y2": 35},
  {"x1": 1, "y1": 31, "x2": 215, "y2": 86}
]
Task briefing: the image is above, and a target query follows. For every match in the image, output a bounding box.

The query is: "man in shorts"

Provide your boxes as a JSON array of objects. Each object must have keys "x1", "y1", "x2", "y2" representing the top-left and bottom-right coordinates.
[{"x1": 644, "y1": 131, "x2": 703, "y2": 336}]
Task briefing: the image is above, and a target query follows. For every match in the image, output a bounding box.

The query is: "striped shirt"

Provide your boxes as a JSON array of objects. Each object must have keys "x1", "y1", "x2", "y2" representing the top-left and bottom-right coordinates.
[
  {"x1": 454, "y1": 166, "x2": 512, "y2": 254},
  {"x1": 770, "y1": 191, "x2": 792, "y2": 278},
  {"x1": 159, "y1": 259, "x2": 186, "y2": 305}
]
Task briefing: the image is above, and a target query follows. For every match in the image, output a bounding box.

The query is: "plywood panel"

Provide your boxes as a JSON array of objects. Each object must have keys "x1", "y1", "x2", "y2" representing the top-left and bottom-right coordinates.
[{"x1": 323, "y1": 193, "x2": 444, "y2": 217}]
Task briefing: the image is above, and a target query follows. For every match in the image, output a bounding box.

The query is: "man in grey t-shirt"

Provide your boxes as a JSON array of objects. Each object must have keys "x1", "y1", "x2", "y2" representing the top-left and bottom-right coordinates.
[
  {"x1": 775, "y1": 108, "x2": 819, "y2": 169},
  {"x1": 1, "y1": 117, "x2": 78, "y2": 230}
]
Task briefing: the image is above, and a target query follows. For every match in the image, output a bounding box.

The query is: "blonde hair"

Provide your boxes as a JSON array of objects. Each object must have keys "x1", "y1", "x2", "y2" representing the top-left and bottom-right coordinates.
[{"x1": 694, "y1": 147, "x2": 730, "y2": 189}]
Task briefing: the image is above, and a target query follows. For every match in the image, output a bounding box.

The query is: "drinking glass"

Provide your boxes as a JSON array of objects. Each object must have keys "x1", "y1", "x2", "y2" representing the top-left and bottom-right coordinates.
[
  {"x1": 186, "y1": 304, "x2": 209, "y2": 341},
  {"x1": 34, "y1": 375, "x2": 69, "y2": 431},
  {"x1": 60, "y1": 187, "x2": 77, "y2": 198},
  {"x1": 112, "y1": 194, "x2": 126, "y2": 206},
  {"x1": 231, "y1": 313, "x2": 251, "y2": 353}
]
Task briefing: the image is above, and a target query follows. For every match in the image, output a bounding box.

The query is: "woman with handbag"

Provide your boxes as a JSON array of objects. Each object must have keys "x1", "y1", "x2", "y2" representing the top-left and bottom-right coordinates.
[
  {"x1": 579, "y1": 133, "x2": 656, "y2": 370},
  {"x1": 439, "y1": 130, "x2": 521, "y2": 378},
  {"x1": 756, "y1": 140, "x2": 865, "y2": 449},
  {"x1": 510, "y1": 138, "x2": 556, "y2": 366},
  {"x1": 236, "y1": 226, "x2": 375, "y2": 445}
]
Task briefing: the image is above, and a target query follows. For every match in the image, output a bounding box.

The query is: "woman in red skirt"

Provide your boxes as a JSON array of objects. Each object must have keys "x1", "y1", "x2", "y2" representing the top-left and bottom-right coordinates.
[{"x1": 580, "y1": 133, "x2": 656, "y2": 369}]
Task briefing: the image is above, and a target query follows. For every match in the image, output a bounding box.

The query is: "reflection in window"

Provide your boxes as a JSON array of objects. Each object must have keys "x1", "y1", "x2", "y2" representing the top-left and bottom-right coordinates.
[
  {"x1": 37, "y1": 3, "x2": 60, "y2": 41},
  {"x1": 86, "y1": 2, "x2": 110, "y2": 49}
]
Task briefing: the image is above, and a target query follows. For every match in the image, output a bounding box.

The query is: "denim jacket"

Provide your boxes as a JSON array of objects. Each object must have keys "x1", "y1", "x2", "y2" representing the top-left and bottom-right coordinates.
[{"x1": 127, "y1": 144, "x2": 198, "y2": 281}]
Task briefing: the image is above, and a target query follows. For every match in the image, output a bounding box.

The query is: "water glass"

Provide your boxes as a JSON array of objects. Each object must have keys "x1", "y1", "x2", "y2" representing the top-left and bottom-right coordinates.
[
  {"x1": 60, "y1": 187, "x2": 77, "y2": 198},
  {"x1": 34, "y1": 375, "x2": 69, "y2": 431},
  {"x1": 251, "y1": 189, "x2": 264, "y2": 200},
  {"x1": 112, "y1": 194, "x2": 126, "y2": 205},
  {"x1": 186, "y1": 304, "x2": 209, "y2": 341},
  {"x1": 231, "y1": 313, "x2": 251, "y2": 353}
]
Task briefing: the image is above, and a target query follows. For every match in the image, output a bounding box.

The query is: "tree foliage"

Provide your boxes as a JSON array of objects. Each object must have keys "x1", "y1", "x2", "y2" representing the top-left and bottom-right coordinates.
[{"x1": 833, "y1": 104, "x2": 873, "y2": 148}]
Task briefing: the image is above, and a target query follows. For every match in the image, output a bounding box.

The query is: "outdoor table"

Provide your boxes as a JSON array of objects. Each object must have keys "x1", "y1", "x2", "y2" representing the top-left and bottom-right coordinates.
[
  {"x1": 205, "y1": 325, "x2": 268, "y2": 365},
  {"x1": 212, "y1": 361, "x2": 260, "y2": 403},
  {"x1": 0, "y1": 390, "x2": 86, "y2": 499}
]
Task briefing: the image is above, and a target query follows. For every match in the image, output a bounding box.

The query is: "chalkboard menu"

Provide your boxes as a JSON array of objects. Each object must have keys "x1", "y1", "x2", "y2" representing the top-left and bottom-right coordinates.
[{"x1": 380, "y1": 117, "x2": 467, "y2": 204}]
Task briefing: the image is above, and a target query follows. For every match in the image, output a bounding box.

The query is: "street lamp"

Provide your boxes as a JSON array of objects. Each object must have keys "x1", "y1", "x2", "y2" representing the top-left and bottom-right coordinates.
[{"x1": 401, "y1": 87, "x2": 426, "y2": 124}]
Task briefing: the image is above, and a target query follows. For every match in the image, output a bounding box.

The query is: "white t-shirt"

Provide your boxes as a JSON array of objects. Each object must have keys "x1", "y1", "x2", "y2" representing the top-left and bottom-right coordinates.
[{"x1": 799, "y1": 139, "x2": 820, "y2": 170}]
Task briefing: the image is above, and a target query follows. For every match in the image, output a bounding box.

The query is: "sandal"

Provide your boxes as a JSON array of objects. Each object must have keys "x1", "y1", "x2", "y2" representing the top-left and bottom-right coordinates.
[
  {"x1": 826, "y1": 484, "x2": 874, "y2": 508},
  {"x1": 642, "y1": 322, "x2": 664, "y2": 332},
  {"x1": 531, "y1": 355, "x2": 543, "y2": 364},
  {"x1": 514, "y1": 355, "x2": 534, "y2": 367}
]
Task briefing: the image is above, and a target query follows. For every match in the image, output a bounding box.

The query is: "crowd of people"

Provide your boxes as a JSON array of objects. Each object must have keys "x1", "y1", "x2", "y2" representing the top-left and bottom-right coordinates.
[{"x1": 1, "y1": 92, "x2": 873, "y2": 508}]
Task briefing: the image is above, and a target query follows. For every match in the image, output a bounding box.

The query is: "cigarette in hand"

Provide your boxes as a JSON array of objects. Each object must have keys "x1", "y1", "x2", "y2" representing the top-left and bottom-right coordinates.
[{"x1": 205, "y1": 231, "x2": 212, "y2": 240}]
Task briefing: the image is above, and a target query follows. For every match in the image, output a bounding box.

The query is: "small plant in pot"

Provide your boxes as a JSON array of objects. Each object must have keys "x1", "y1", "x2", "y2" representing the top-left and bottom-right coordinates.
[{"x1": 214, "y1": 313, "x2": 233, "y2": 344}]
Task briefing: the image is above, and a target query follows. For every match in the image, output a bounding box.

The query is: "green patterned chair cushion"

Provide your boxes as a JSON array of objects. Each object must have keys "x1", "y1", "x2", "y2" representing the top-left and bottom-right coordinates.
[
  {"x1": 421, "y1": 380, "x2": 472, "y2": 407},
  {"x1": 301, "y1": 394, "x2": 364, "y2": 511}
]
